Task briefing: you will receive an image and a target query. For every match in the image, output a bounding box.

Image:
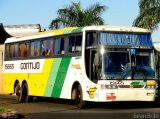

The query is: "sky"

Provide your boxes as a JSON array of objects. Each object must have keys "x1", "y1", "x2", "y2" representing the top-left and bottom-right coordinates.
[{"x1": 0, "y1": 0, "x2": 159, "y2": 42}]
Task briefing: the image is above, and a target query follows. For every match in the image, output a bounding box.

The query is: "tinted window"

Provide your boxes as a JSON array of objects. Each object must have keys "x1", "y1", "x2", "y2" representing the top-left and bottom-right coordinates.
[
  {"x1": 54, "y1": 38, "x2": 60, "y2": 55},
  {"x1": 69, "y1": 36, "x2": 75, "y2": 53},
  {"x1": 75, "y1": 35, "x2": 82, "y2": 53},
  {"x1": 41, "y1": 38, "x2": 54, "y2": 56},
  {"x1": 5, "y1": 45, "x2": 10, "y2": 59},
  {"x1": 30, "y1": 41, "x2": 40, "y2": 57},
  {"x1": 9, "y1": 44, "x2": 18, "y2": 58},
  {"x1": 19, "y1": 42, "x2": 29, "y2": 58}
]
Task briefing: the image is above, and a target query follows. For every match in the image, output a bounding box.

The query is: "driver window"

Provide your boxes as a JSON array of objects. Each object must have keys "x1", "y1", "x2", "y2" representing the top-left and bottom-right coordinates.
[{"x1": 86, "y1": 32, "x2": 97, "y2": 47}]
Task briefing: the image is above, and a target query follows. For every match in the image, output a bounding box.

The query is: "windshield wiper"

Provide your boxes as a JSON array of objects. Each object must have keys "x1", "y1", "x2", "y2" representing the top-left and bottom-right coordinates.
[{"x1": 120, "y1": 63, "x2": 132, "y2": 79}]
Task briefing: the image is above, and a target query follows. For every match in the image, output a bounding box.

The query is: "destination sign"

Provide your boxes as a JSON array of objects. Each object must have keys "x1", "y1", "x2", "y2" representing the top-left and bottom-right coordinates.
[{"x1": 100, "y1": 33, "x2": 152, "y2": 47}]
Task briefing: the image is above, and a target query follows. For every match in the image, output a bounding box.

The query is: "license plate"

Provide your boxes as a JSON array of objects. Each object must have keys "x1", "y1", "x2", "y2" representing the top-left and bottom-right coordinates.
[{"x1": 106, "y1": 95, "x2": 116, "y2": 100}]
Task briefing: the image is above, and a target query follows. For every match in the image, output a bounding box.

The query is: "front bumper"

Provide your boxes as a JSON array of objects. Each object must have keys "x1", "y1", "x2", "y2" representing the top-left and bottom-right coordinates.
[{"x1": 98, "y1": 89, "x2": 156, "y2": 102}]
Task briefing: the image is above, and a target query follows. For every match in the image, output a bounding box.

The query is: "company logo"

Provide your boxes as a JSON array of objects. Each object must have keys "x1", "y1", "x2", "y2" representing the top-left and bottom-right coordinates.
[
  {"x1": 71, "y1": 64, "x2": 81, "y2": 69},
  {"x1": 20, "y1": 62, "x2": 40, "y2": 70},
  {"x1": 87, "y1": 88, "x2": 97, "y2": 99}
]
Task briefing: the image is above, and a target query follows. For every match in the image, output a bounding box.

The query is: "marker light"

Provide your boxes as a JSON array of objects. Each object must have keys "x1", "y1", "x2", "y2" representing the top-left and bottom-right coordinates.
[{"x1": 145, "y1": 85, "x2": 155, "y2": 89}]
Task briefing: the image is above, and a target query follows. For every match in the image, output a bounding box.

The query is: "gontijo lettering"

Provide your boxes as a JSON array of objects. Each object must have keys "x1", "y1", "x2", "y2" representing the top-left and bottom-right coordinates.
[{"x1": 20, "y1": 62, "x2": 40, "y2": 70}]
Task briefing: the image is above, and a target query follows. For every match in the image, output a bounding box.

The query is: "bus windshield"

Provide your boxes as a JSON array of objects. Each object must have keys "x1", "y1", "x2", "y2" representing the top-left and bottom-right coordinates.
[{"x1": 101, "y1": 49, "x2": 155, "y2": 80}]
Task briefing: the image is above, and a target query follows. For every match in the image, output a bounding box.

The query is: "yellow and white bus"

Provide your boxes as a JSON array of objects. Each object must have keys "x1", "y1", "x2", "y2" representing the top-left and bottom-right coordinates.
[{"x1": 3, "y1": 26, "x2": 156, "y2": 108}]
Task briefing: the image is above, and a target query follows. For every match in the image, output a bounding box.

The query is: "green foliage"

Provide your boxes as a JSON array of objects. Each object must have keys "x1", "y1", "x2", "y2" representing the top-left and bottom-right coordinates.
[
  {"x1": 49, "y1": 1, "x2": 107, "y2": 29},
  {"x1": 0, "y1": 107, "x2": 7, "y2": 112},
  {"x1": 133, "y1": 0, "x2": 160, "y2": 31}
]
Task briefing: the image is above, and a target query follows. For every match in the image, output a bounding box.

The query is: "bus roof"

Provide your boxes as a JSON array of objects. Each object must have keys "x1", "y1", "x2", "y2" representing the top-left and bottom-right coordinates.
[
  {"x1": 83, "y1": 25, "x2": 150, "y2": 33},
  {"x1": 5, "y1": 25, "x2": 150, "y2": 44}
]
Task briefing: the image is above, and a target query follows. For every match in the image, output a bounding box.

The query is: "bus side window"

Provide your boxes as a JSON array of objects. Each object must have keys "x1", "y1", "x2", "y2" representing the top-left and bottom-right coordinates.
[
  {"x1": 48, "y1": 38, "x2": 54, "y2": 56},
  {"x1": 41, "y1": 38, "x2": 54, "y2": 56},
  {"x1": 69, "y1": 36, "x2": 75, "y2": 53},
  {"x1": 5, "y1": 45, "x2": 10, "y2": 59},
  {"x1": 86, "y1": 32, "x2": 96, "y2": 47},
  {"x1": 14, "y1": 44, "x2": 19, "y2": 58},
  {"x1": 9, "y1": 44, "x2": 13, "y2": 58},
  {"x1": 75, "y1": 35, "x2": 82, "y2": 53},
  {"x1": 9, "y1": 44, "x2": 18, "y2": 59},
  {"x1": 19, "y1": 43, "x2": 29, "y2": 58},
  {"x1": 54, "y1": 38, "x2": 60, "y2": 55},
  {"x1": 60, "y1": 38, "x2": 66, "y2": 54},
  {"x1": 41, "y1": 40, "x2": 47, "y2": 56},
  {"x1": 25, "y1": 43, "x2": 29, "y2": 57},
  {"x1": 30, "y1": 41, "x2": 40, "y2": 57}
]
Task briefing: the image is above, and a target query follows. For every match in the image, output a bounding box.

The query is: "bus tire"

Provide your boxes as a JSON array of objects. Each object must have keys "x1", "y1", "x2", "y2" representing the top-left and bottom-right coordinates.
[
  {"x1": 76, "y1": 85, "x2": 86, "y2": 109},
  {"x1": 18, "y1": 83, "x2": 32, "y2": 103}
]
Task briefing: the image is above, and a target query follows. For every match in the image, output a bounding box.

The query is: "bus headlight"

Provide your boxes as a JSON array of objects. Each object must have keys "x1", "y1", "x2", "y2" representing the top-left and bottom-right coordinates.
[
  {"x1": 107, "y1": 85, "x2": 118, "y2": 89},
  {"x1": 145, "y1": 85, "x2": 155, "y2": 89},
  {"x1": 100, "y1": 84, "x2": 118, "y2": 89}
]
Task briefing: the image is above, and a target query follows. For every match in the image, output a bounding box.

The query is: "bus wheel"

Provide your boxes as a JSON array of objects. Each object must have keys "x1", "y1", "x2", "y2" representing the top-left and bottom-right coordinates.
[
  {"x1": 76, "y1": 85, "x2": 86, "y2": 109},
  {"x1": 18, "y1": 83, "x2": 32, "y2": 102}
]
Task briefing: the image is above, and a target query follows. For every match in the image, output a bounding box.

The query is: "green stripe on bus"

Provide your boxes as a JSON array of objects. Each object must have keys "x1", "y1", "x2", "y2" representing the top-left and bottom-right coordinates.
[
  {"x1": 63, "y1": 29, "x2": 74, "y2": 34},
  {"x1": 63, "y1": 27, "x2": 83, "y2": 35},
  {"x1": 71, "y1": 27, "x2": 83, "y2": 33},
  {"x1": 44, "y1": 58, "x2": 62, "y2": 97},
  {"x1": 131, "y1": 82, "x2": 146, "y2": 85},
  {"x1": 51, "y1": 57, "x2": 71, "y2": 98}
]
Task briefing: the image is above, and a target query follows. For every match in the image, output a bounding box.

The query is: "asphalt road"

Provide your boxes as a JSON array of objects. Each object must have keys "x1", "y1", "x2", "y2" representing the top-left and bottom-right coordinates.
[{"x1": 0, "y1": 94, "x2": 160, "y2": 119}]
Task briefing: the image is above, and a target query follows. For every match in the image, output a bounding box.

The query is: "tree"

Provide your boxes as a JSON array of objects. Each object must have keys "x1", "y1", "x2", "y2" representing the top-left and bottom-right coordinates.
[
  {"x1": 49, "y1": 2, "x2": 107, "y2": 29},
  {"x1": 133, "y1": 0, "x2": 160, "y2": 31}
]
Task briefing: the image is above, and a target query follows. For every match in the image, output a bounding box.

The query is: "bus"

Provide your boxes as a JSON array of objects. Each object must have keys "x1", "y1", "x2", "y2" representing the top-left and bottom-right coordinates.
[{"x1": 2, "y1": 25, "x2": 156, "y2": 109}]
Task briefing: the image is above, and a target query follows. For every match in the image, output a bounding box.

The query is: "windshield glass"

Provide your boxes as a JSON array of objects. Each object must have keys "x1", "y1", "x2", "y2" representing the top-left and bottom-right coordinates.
[
  {"x1": 101, "y1": 49, "x2": 155, "y2": 80},
  {"x1": 101, "y1": 50, "x2": 130, "y2": 79},
  {"x1": 132, "y1": 49, "x2": 155, "y2": 79}
]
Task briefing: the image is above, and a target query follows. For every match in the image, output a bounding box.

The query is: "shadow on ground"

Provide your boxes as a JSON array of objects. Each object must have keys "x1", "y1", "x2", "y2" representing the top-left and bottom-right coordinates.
[{"x1": 32, "y1": 96, "x2": 160, "y2": 109}]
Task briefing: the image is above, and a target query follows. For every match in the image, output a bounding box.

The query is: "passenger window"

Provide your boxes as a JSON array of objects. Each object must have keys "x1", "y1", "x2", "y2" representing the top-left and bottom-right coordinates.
[
  {"x1": 5, "y1": 45, "x2": 10, "y2": 59},
  {"x1": 75, "y1": 35, "x2": 82, "y2": 53},
  {"x1": 30, "y1": 41, "x2": 40, "y2": 57},
  {"x1": 9, "y1": 44, "x2": 18, "y2": 58},
  {"x1": 19, "y1": 43, "x2": 29, "y2": 58},
  {"x1": 54, "y1": 38, "x2": 60, "y2": 55},
  {"x1": 41, "y1": 38, "x2": 54, "y2": 56},
  {"x1": 60, "y1": 38, "x2": 67, "y2": 54},
  {"x1": 14, "y1": 44, "x2": 19, "y2": 58},
  {"x1": 68, "y1": 35, "x2": 82, "y2": 53},
  {"x1": 69, "y1": 36, "x2": 75, "y2": 53},
  {"x1": 9, "y1": 45, "x2": 14, "y2": 58}
]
